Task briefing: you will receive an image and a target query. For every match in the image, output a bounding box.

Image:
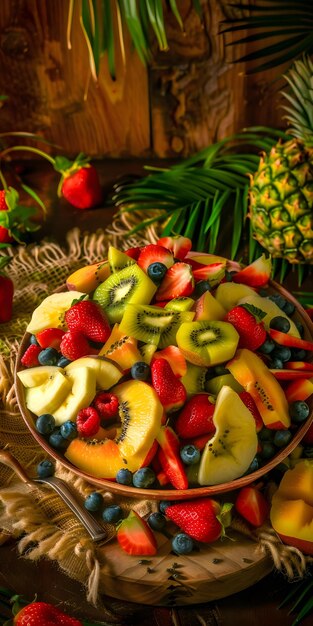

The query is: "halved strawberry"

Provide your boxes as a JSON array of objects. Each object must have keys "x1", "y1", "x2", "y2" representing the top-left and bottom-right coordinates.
[
  {"x1": 186, "y1": 259, "x2": 225, "y2": 285},
  {"x1": 116, "y1": 510, "x2": 157, "y2": 555},
  {"x1": 157, "y1": 235, "x2": 192, "y2": 260},
  {"x1": 151, "y1": 358, "x2": 187, "y2": 412},
  {"x1": 137, "y1": 244, "x2": 174, "y2": 273},
  {"x1": 140, "y1": 439, "x2": 159, "y2": 467},
  {"x1": 157, "y1": 426, "x2": 189, "y2": 490},
  {"x1": 36, "y1": 327, "x2": 65, "y2": 350},
  {"x1": 174, "y1": 393, "x2": 215, "y2": 439},
  {"x1": 124, "y1": 246, "x2": 142, "y2": 260},
  {"x1": 151, "y1": 345, "x2": 187, "y2": 377},
  {"x1": 239, "y1": 391, "x2": 263, "y2": 432},
  {"x1": 155, "y1": 262, "x2": 194, "y2": 301},
  {"x1": 232, "y1": 254, "x2": 272, "y2": 287},
  {"x1": 285, "y1": 378, "x2": 313, "y2": 402},
  {"x1": 235, "y1": 486, "x2": 270, "y2": 527},
  {"x1": 268, "y1": 328, "x2": 313, "y2": 352}
]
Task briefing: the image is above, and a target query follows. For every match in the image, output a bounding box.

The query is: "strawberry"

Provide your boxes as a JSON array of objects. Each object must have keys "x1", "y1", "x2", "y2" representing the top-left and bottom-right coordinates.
[
  {"x1": 13, "y1": 601, "x2": 83, "y2": 625},
  {"x1": 93, "y1": 391, "x2": 119, "y2": 419},
  {"x1": 268, "y1": 328, "x2": 313, "y2": 352},
  {"x1": 155, "y1": 262, "x2": 194, "y2": 301},
  {"x1": 124, "y1": 246, "x2": 142, "y2": 260},
  {"x1": 180, "y1": 433, "x2": 212, "y2": 451},
  {"x1": 235, "y1": 486, "x2": 270, "y2": 527},
  {"x1": 165, "y1": 497, "x2": 230, "y2": 543},
  {"x1": 156, "y1": 235, "x2": 192, "y2": 260},
  {"x1": 187, "y1": 260, "x2": 226, "y2": 285},
  {"x1": 116, "y1": 510, "x2": 157, "y2": 555},
  {"x1": 0, "y1": 190, "x2": 14, "y2": 243},
  {"x1": 174, "y1": 394, "x2": 216, "y2": 439},
  {"x1": 0, "y1": 256, "x2": 14, "y2": 323},
  {"x1": 36, "y1": 327, "x2": 65, "y2": 349},
  {"x1": 225, "y1": 304, "x2": 267, "y2": 351},
  {"x1": 232, "y1": 254, "x2": 272, "y2": 287},
  {"x1": 239, "y1": 391, "x2": 263, "y2": 432},
  {"x1": 156, "y1": 426, "x2": 188, "y2": 490},
  {"x1": 284, "y1": 378, "x2": 313, "y2": 403},
  {"x1": 137, "y1": 243, "x2": 174, "y2": 272},
  {"x1": 151, "y1": 345, "x2": 187, "y2": 377},
  {"x1": 65, "y1": 299, "x2": 111, "y2": 343},
  {"x1": 54, "y1": 153, "x2": 102, "y2": 210},
  {"x1": 21, "y1": 344, "x2": 41, "y2": 367},
  {"x1": 76, "y1": 406, "x2": 101, "y2": 437},
  {"x1": 151, "y1": 358, "x2": 187, "y2": 412},
  {"x1": 285, "y1": 361, "x2": 313, "y2": 371},
  {"x1": 59, "y1": 330, "x2": 92, "y2": 360}
]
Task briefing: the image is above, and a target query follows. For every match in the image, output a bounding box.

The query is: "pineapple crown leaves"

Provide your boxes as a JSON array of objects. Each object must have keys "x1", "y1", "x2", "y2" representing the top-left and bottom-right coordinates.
[
  {"x1": 0, "y1": 187, "x2": 43, "y2": 244},
  {"x1": 112, "y1": 127, "x2": 287, "y2": 259},
  {"x1": 280, "y1": 55, "x2": 313, "y2": 143}
]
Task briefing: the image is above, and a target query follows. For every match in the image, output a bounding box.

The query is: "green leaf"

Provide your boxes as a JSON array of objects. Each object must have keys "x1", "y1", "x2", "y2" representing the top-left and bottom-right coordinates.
[
  {"x1": 102, "y1": 0, "x2": 116, "y2": 79},
  {"x1": 168, "y1": 0, "x2": 183, "y2": 30},
  {"x1": 0, "y1": 256, "x2": 11, "y2": 272},
  {"x1": 241, "y1": 303, "x2": 267, "y2": 321},
  {"x1": 21, "y1": 185, "x2": 46, "y2": 214}
]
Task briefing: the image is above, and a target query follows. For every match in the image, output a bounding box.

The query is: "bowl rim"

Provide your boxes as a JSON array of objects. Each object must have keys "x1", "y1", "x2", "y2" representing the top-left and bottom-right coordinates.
[{"x1": 14, "y1": 273, "x2": 313, "y2": 501}]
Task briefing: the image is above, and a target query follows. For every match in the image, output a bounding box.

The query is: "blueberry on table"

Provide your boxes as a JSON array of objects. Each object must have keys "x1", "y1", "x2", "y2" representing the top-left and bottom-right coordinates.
[
  {"x1": 35, "y1": 413, "x2": 56, "y2": 435},
  {"x1": 289, "y1": 400, "x2": 310, "y2": 424},
  {"x1": 116, "y1": 468, "x2": 133, "y2": 485},
  {"x1": 132, "y1": 467, "x2": 156, "y2": 488},
  {"x1": 180, "y1": 444, "x2": 201, "y2": 465},
  {"x1": 130, "y1": 361, "x2": 150, "y2": 381},
  {"x1": 60, "y1": 420, "x2": 77, "y2": 440},
  {"x1": 147, "y1": 512, "x2": 167, "y2": 531},
  {"x1": 84, "y1": 492, "x2": 104, "y2": 512},
  {"x1": 147, "y1": 262, "x2": 168, "y2": 283},
  {"x1": 273, "y1": 429, "x2": 292, "y2": 448},
  {"x1": 38, "y1": 347, "x2": 59, "y2": 366},
  {"x1": 269, "y1": 316, "x2": 291, "y2": 333},
  {"x1": 172, "y1": 533, "x2": 194, "y2": 555},
  {"x1": 37, "y1": 459, "x2": 55, "y2": 478},
  {"x1": 102, "y1": 505, "x2": 123, "y2": 524}
]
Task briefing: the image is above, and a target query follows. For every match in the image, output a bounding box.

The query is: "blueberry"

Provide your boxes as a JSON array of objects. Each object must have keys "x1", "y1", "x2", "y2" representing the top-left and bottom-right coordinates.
[
  {"x1": 259, "y1": 338, "x2": 275, "y2": 354},
  {"x1": 290, "y1": 348, "x2": 307, "y2": 361},
  {"x1": 268, "y1": 294, "x2": 286, "y2": 310},
  {"x1": 260, "y1": 441, "x2": 276, "y2": 460},
  {"x1": 49, "y1": 428, "x2": 69, "y2": 450},
  {"x1": 295, "y1": 321, "x2": 305, "y2": 338},
  {"x1": 35, "y1": 413, "x2": 56, "y2": 435},
  {"x1": 270, "y1": 357, "x2": 283, "y2": 369},
  {"x1": 269, "y1": 316, "x2": 290, "y2": 333},
  {"x1": 38, "y1": 347, "x2": 59, "y2": 366},
  {"x1": 132, "y1": 467, "x2": 156, "y2": 488},
  {"x1": 259, "y1": 427, "x2": 274, "y2": 442},
  {"x1": 147, "y1": 512, "x2": 166, "y2": 531},
  {"x1": 180, "y1": 444, "x2": 201, "y2": 465},
  {"x1": 289, "y1": 400, "x2": 310, "y2": 424},
  {"x1": 281, "y1": 300, "x2": 295, "y2": 316},
  {"x1": 102, "y1": 505, "x2": 123, "y2": 524},
  {"x1": 60, "y1": 420, "x2": 77, "y2": 440},
  {"x1": 271, "y1": 346, "x2": 292, "y2": 362},
  {"x1": 84, "y1": 492, "x2": 104, "y2": 512},
  {"x1": 273, "y1": 429, "x2": 292, "y2": 448},
  {"x1": 225, "y1": 271, "x2": 236, "y2": 283},
  {"x1": 116, "y1": 468, "x2": 133, "y2": 485},
  {"x1": 130, "y1": 361, "x2": 150, "y2": 381},
  {"x1": 30, "y1": 334, "x2": 39, "y2": 345},
  {"x1": 244, "y1": 456, "x2": 259, "y2": 475},
  {"x1": 194, "y1": 280, "x2": 211, "y2": 297},
  {"x1": 147, "y1": 262, "x2": 168, "y2": 284},
  {"x1": 159, "y1": 500, "x2": 172, "y2": 514},
  {"x1": 57, "y1": 356, "x2": 72, "y2": 368},
  {"x1": 172, "y1": 533, "x2": 194, "y2": 555},
  {"x1": 37, "y1": 459, "x2": 55, "y2": 478},
  {"x1": 303, "y1": 446, "x2": 313, "y2": 459}
]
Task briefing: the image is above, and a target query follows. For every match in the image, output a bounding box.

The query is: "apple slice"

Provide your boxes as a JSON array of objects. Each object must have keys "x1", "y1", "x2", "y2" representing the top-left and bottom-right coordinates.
[
  {"x1": 25, "y1": 371, "x2": 72, "y2": 416},
  {"x1": 65, "y1": 356, "x2": 122, "y2": 389},
  {"x1": 53, "y1": 366, "x2": 97, "y2": 425},
  {"x1": 17, "y1": 365, "x2": 63, "y2": 388}
]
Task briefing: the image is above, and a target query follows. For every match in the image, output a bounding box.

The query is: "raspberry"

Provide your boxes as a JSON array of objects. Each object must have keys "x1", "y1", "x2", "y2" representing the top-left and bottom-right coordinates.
[
  {"x1": 21, "y1": 344, "x2": 41, "y2": 367},
  {"x1": 93, "y1": 392, "x2": 119, "y2": 419},
  {"x1": 60, "y1": 330, "x2": 91, "y2": 361},
  {"x1": 76, "y1": 407, "x2": 100, "y2": 437}
]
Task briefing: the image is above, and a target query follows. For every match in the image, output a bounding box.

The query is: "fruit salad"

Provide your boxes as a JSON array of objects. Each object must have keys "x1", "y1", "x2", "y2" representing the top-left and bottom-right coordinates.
[{"x1": 16, "y1": 236, "x2": 313, "y2": 494}]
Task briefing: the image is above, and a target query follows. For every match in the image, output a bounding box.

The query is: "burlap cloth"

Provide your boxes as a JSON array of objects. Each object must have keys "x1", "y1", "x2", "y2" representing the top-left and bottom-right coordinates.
[{"x1": 0, "y1": 219, "x2": 311, "y2": 607}]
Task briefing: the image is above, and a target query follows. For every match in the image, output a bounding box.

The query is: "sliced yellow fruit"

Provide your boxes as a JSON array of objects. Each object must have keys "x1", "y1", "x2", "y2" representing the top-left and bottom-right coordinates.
[
  {"x1": 238, "y1": 293, "x2": 300, "y2": 337},
  {"x1": 53, "y1": 366, "x2": 97, "y2": 425},
  {"x1": 17, "y1": 365, "x2": 63, "y2": 388},
  {"x1": 26, "y1": 291, "x2": 87, "y2": 334},
  {"x1": 214, "y1": 282, "x2": 256, "y2": 311},
  {"x1": 25, "y1": 371, "x2": 72, "y2": 416},
  {"x1": 65, "y1": 355, "x2": 122, "y2": 389}
]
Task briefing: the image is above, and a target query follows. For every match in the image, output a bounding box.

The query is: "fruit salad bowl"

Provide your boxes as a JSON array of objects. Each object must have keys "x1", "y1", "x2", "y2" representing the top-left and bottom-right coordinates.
[{"x1": 14, "y1": 239, "x2": 313, "y2": 501}]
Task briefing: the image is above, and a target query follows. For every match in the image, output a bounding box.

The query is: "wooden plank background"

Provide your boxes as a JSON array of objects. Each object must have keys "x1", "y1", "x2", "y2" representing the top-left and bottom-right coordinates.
[{"x1": 0, "y1": 0, "x2": 287, "y2": 159}]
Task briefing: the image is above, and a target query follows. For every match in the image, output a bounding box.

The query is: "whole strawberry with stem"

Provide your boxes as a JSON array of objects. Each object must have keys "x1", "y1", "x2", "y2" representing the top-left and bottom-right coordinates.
[
  {"x1": 0, "y1": 256, "x2": 14, "y2": 323},
  {"x1": 54, "y1": 153, "x2": 102, "y2": 210},
  {"x1": 13, "y1": 600, "x2": 83, "y2": 625}
]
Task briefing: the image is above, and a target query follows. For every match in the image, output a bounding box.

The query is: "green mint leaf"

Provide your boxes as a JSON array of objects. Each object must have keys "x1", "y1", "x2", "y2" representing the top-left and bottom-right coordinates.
[{"x1": 241, "y1": 303, "x2": 267, "y2": 322}]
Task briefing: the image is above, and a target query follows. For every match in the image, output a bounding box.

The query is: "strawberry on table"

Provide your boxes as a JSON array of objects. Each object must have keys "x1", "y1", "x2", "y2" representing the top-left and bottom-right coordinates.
[
  {"x1": 13, "y1": 601, "x2": 83, "y2": 625},
  {"x1": 174, "y1": 393, "x2": 216, "y2": 439},
  {"x1": 54, "y1": 153, "x2": 102, "y2": 210},
  {"x1": 151, "y1": 358, "x2": 187, "y2": 413},
  {"x1": 0, "y1": 189, "x2": 14, "y2": 243},
  {"x1": 165, "y1": 497, "x2": 232, "y2": 543},
  {"x1": 0, "y1": 256, "x2": 14, "y2": 323},
  {"x1": 116, "y1": 510, "x2": 157, "y2": 555},
  {"x1": 65, "y1": 299, "x2": 111, "y2": 343},
  {"x1": 225, "y1": 304, "x2": 267, "y2": 351}
]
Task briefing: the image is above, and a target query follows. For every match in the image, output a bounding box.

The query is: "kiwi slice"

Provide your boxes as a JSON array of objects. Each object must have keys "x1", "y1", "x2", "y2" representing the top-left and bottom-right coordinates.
[
  {"x1": 164, "y1": 297, "x2": 194, "y2": 312},
  {"x1": 180, "y1": 363, "x2": 208, "y2": 397},
  {"x1": 93, "y1": 264, "x2": 156, "y2": 323},
  {"x1": 119, "y1": 303, "x2": 194, "y2": 348},
  {"x1": 176, "y1": 320, "x2": 239, "y2": 367},
  {"x1": 108, "y1": 246, "x2": 136, "y2": 273}
]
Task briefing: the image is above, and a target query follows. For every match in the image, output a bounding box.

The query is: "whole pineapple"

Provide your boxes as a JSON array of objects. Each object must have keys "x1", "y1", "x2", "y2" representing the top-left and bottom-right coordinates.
[{"x1": 249, "y1": 56, "x2": 313, "y2": 264}]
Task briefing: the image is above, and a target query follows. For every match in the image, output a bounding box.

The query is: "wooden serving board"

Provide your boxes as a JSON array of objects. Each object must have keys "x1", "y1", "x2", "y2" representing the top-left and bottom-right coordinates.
[{"x1": 98, "y1": 530, "x2": 272, "y2": 606}]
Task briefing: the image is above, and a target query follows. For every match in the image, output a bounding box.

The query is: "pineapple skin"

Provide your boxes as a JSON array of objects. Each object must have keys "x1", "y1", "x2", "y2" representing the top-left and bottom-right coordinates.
[{"x1": 249, "y1": 139, "x2": 313, "y2": 264}]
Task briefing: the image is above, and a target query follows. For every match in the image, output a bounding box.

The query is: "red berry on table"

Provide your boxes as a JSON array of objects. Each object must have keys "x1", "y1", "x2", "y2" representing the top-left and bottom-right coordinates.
[
  {"x1": 235, "y1": 486, "x2": 270, "y2": 527},
  {"x1": 65, "y1": 299, "x2": 111, "y2": 343},
  {"x1": 13, "y1": 601, "x2": 83, "y2": 626},
  {"x1": 60, "y1": 330, "x2": 91, "y2": 361},
  {"x1": 0, "y1": 190, "x2": 14, "y2": 243},
  {"x1": 116, "y1": 510, "x2": 157, "y2": 556},
  {"x1": 225, "y1": 305, "x2": 267, "y2": 351},
  {"x1": 93, "y1": 391, "x2": 119, "y2": 419},
  {"x1": 21, "y1": 344, "x2": 41, "y2": 367},
  {"x1": 165, "y1": 497, "x2": 225, "y2": 543},
  {"x1": 76, "y1": 406, "x2": 101, "y2": 437},
  {"x1": 0, "y1": 257, "x2": 14, "y2": 323},
  {"x1": 151, "y1": 358, "x2": 187, "y2": 413},
  {"x1": 174, "y1": 393, "x2": 216, "y2": 439},
  {"x1": 61, "y1": 165, "x2": 102, "y2": 210}
]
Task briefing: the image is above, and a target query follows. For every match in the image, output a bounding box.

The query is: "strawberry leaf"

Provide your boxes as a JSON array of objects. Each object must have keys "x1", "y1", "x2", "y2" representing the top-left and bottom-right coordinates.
[
  {"x1": 241, "y1": 303, "x2": 267, "y2": 322},
  {"x1": 3, "y1": 187, "x2": 18, "y2": 212},
  {"x1": 54, "y1": 153, "x2": 90, "y2": 174},
  {"x1": 53, "y1": 155, "x2": 74, "y2": 172},
  {"x1": 217, "y1": 502, "x2": 233, "y2": 537},
  {"x1": 0, "y1": 256, "x2": 12, "y2": 272}
]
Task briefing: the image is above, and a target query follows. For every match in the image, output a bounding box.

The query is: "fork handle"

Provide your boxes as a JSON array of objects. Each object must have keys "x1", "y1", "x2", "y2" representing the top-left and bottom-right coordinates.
[{"x1": 0, "y1": 449, "x2": 30, "y2": 483}]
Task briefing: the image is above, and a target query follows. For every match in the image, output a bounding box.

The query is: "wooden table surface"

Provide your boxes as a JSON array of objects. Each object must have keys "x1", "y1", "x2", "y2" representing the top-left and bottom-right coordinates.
[{"x1": 0, "y1": 159, "x2": 312, "y2": 626}]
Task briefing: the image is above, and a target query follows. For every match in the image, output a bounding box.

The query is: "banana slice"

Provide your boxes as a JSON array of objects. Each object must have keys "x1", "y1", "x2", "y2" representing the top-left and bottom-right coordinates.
[
  {"x1": 25, "y1": 370, "x2": 72, "y2": 416},
  {"x1": 17, "y1": 365, "x2": 63, "y2": 388}
]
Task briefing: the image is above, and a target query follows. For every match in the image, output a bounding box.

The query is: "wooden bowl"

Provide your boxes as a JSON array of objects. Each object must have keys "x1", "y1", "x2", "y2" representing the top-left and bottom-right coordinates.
[{"x1": 15, "y1": 276, "x2": 313, "y2": 501}]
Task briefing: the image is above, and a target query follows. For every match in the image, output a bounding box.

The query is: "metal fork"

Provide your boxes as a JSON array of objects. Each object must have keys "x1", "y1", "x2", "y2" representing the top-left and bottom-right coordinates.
[{"x1": 0, "y1": 449, "x2": 107, "y2": 542}]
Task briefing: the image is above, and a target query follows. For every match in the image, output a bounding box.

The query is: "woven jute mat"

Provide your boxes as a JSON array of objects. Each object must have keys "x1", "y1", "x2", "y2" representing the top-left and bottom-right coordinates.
[{"x1": 0, "y1": 221, "x2": 311, "y2": 607}]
